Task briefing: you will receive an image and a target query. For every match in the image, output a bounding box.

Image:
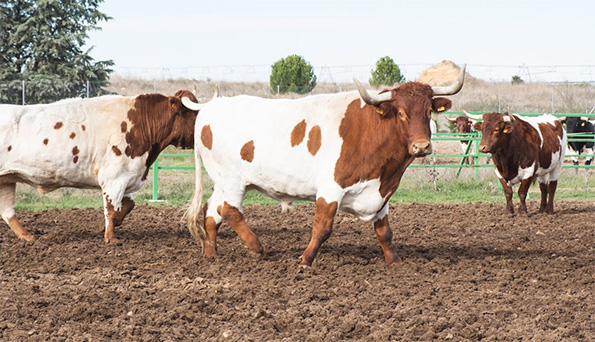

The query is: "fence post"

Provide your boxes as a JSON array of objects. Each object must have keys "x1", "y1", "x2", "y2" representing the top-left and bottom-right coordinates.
[
  {"x1": 277, "y1": 85, "x2": 280, "y2": 99},
  {"x1": 152, "y1": 158, "x2": 159, "y2": 200},
  {"x1": 22, "y1": 80, "x2": 25, "y2": 105},
  {"x1": 86, "y1": 80, "x2": 90, "y2": 98}
]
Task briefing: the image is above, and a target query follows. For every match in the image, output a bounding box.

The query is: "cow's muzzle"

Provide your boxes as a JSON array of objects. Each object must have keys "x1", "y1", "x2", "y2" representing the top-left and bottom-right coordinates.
[
  {"x1": 411, "y1": 140, "x2": 432, "y2": 157},
  {"x1": 478, "y1": 144, "x2": 490, "y2": 153}
]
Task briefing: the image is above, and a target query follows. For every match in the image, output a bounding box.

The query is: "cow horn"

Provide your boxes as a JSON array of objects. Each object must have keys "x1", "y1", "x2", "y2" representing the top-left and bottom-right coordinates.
[
  {"x1": 431, "y1": 63, "x2": 466, "y2": 96},
  {"x1": 446, "y1": 116, "x2": 457, "y2": 122},
  {"x1": 463, "y1": 110, "x2": 483, "y2": 120},
  {"x1": 580, "y1": 116, "x2": 589, "y2": 121},
  {"x1": 181, "y1": 97, "x2": 204, "y2": 111},
  {"x1": 506, "y1": 112, "x2": 515, "y2": 122},
  {"x1": 353, "y1": 78, "x2": 393, "y2": 106}
]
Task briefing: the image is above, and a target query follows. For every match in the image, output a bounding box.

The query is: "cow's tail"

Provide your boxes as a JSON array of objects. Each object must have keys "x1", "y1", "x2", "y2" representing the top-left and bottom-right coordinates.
[{"x1": 184, "y1": 153, "x2": 207, "y2": 249}]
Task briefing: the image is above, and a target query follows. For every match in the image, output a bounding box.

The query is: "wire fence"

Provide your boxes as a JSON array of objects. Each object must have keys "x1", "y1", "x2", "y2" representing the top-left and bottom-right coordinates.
[{"x1": 149, "y1": 111, "x2": 595, "y2": 200}]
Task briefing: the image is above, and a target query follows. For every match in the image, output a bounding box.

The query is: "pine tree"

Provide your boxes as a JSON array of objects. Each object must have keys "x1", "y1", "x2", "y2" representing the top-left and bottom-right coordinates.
[
  {"x1": 270, "y1": 55, "x2": 317, "y2": 94},
  {"x1": 0, "y1": 0, "x2": 114, "y2": 104},
  {"x1": 369, "y1": 56, "x2": 404, "y2": 87}
]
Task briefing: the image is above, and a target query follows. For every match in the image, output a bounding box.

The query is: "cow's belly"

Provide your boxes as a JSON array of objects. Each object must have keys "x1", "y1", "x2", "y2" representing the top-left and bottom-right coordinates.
[
  {"x1": 497, "y1": 162, "x2": 535, "y2": 186},
  {"x1": 339, "y1": 178, "x2": 385, "y2": 221},
  {"x1": 0, "y1": 164, "x2": 99, "y2": 192}
]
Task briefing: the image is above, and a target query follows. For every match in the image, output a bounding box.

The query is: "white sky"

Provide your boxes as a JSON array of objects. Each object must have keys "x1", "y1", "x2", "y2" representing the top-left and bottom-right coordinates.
[{"x1": 86, "y1": 0, "x2": 595, "y2": 83}]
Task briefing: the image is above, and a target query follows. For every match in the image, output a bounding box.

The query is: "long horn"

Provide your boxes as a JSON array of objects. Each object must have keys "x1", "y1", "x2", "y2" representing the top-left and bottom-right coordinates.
[
  {"x1": 431, "y1": 63, "x2": 467, "y2": 96},
  {"x1": 181, "y1": 97, "x2": 204, "y2": 111},
  {"x1": 446, "y1": 116, "x2": 457, "y2": 122},
  {"x1": 353, "y1": 78, "x2": 393, "y2": 105},
  {"x1": 463, "y1": 110, "x2": 483, "y2": 121}
]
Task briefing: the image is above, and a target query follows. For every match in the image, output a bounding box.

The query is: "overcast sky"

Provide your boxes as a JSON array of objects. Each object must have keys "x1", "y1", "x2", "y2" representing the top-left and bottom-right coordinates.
[{"x1": 86, "y1": 0, "x2": 595, "y2": 83}]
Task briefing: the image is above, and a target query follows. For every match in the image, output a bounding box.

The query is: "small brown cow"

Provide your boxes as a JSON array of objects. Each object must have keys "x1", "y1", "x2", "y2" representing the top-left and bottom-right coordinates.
[{"x1": 467, "y1": 112, "x2": 566, "y2": 214}]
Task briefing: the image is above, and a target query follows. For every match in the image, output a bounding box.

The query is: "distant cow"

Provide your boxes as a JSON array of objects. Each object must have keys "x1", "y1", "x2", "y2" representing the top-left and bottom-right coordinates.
[
  {"x1": 561, "y1": 116, "x2": 595, "y2": 167},
  {"x1": 467, "y1": 112, "x2": 566, "y2": 214},
  {"x1": 0, "y1": 90, "x2": 198, "y2": 242},
  {"x1": 183, "y1": 65, "x2": 466, "y2": 267},
  {"x1": 447, "y1": 115, "x2": 475, "y2": 164}
]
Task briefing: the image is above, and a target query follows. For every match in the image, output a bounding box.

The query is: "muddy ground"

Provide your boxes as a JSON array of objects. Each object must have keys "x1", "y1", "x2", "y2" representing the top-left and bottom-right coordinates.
[{"x1": 1, "y1": 201, "x2": 595, "y2": 341}]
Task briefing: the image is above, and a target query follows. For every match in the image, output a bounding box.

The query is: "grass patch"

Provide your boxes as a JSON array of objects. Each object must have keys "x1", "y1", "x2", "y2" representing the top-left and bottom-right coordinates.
[{"x1": 12, "y1": 167, "x2": 595, "y2": 211}]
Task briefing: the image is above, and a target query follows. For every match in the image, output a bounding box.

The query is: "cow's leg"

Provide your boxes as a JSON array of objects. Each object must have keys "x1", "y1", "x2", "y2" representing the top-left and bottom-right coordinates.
[
  {"x1": 498, "y1": 178, "x2": 514, "y2": 214},
  {"x1": 0, "y1": 183, "x2": 33, "y2": 241},
  {"x1": 112, "y1": 195, "x2": 135, "y2": 227},
  {"x1": 202, "y1": 202, "x2": 222, "y2": 257},
  {"x1": 102, "y1": 186, "x2": 128, "y2": 243},
  {"x1": 538, "y1": 182, "x2": 548, "y2": 213},
  {"x1": 219, "y1": 202, "x2": 263, "y2": 257},
  {"x1": 545, "y1": 180, "x2": 558, "y2": 214},
  {"x1": 517, "y1": 178, "x2": 532, "y2": 214},
  {"x1": 300, "y1": 197, "x2": 338, "y2": 267},
  {"x1": 373, "y1": 213, "x2": 401, "y2": 266}
]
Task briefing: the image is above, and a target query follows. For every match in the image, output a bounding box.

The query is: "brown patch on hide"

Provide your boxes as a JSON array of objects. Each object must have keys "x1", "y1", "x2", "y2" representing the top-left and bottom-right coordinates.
[
  {"x1": 291, "y1": 120, "x2": 307, "y2": 147},
  {"x1": 307, "y1": 125, "x2": 322, "y2": 156},
  {"x1": 240, "y1": 140, "x2": 255, "y2": 162},
  {"x1": 201, "y1": 125, "x2": 213, "y2": 150},
  {"x1": 112, "y1": 146, "x2": 122, "y2": 156}
]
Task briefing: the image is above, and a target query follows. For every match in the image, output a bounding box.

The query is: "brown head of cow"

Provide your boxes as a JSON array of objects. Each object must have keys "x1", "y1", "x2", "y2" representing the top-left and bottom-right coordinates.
[
  {"x1": 168, "y1": 90, "x2": 200, "y2": 149},
  {"x1": 354, "y1": 64, "x2": 466, "y2": 157},
  {"x1": 468, "y1": 111, "x2": 514, "y2": 154}
]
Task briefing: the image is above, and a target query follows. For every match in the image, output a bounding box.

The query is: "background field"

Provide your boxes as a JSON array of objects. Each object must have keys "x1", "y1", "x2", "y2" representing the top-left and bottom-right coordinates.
[{"x1": 13, "y1": 76, "x2": 595, "y2": 210}]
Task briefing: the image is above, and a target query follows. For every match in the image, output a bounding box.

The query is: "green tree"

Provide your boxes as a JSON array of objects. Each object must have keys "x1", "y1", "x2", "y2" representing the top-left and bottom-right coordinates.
[
  {"x1": 270, "y1": 54, "x2": 317, "y2": 94},
  {"x1": 369, "y1": 56, "x2": 404, "y2": 87},
  {"x1": 0, "y1": 0, "x2": 114, "y2": 104},
  {"x1": 511, "y1": 75, "x2": 524, "y2": 85}
]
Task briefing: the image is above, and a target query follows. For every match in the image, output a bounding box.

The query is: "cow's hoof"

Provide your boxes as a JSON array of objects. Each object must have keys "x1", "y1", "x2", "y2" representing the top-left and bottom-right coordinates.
[
  {"x1": 104, "y1": 237, "x2": 120, "y2": 244},
  {"x1": 248, "y1": 250, "x2": 264, "y2": 259},
  {"x1": 388, "y1": 260, "x2": 404, "y2": 267},
  {"x1": 19, "y1": 234, "x2": 35, "y2": 242}
]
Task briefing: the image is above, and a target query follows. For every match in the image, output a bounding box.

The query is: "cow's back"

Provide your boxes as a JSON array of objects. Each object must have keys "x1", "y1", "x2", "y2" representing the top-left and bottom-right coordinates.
[
  {"x1": 195, "y1": 93, "x2": 360, "y2": 201},
  {"x1": 519, "y1": 115, "x2": 566, "y2": 175},
  {"x1": 0, "y1": 96, "x2": 135, "y2": 189}
]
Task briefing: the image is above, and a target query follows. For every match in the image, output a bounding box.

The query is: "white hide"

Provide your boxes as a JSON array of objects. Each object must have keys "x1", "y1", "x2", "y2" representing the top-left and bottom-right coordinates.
[
  {"x1": 0, "y1": 96, "x2": 147, "y2": 213},
  {"x1": 194, "y1": 92, "x2": 387, "y2": 223}
]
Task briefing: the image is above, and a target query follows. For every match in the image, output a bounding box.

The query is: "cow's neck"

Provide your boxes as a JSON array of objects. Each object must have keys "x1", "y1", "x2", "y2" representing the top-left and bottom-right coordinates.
[
  {"x1": 334, "y1": 101, "x2": 411, "y2": 198},
  {"x1": 493, "y1": 119, "x2": 540, "y2": 180}
]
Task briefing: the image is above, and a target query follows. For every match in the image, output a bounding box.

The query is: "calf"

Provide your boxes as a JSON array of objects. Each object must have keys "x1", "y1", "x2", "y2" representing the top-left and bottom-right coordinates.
[{"x1": 468, "y1": 112, "x2": 566, "y2": 214}]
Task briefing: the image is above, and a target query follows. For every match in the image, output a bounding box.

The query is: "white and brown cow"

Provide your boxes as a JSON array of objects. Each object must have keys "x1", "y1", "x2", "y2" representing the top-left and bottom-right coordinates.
[
  {"x1": 183, "y1": 65, "x2": 466, "y2": 267},
  {"x1": 447, "y1": 115, "x2": 475, "y2": 164},
  {"x1": 0, "y1": 90, "x2": 198, "y2": 242},
  {"x1": 466, "y1": 112, "x2": 566, "y2": 214}
]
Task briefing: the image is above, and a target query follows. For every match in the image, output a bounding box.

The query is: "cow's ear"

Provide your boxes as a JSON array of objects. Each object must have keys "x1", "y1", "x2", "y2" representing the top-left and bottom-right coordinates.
[
  {"x1": 376, "y1": 102, "x2": 395, "y2": 117},
  {"x1": 473, "y1": 122, "x2": 483, "y2": 131},
  {"x1": 169, "y1": 97, "x2": 183, "y2": 113},
  {"x1": 503, "y1": 122, "x2": 514, "y2": 134},
  {"x1": 432, "y1": 97, "x2": 452, "y2": 113}
]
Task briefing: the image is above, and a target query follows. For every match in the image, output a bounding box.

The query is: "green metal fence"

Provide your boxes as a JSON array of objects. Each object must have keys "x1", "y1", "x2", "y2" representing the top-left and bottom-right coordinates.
[{"x1": 150, "y1": 112, "x2": 595, "y2": 200}]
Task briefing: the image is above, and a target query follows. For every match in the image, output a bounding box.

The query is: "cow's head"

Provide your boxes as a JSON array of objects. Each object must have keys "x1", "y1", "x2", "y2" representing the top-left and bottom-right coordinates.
[
  {"x1": 562, "y1": 116, "x2": 592, "y2": 133},
  {"x1": 447, "y1": 115, "x2": 473, "y2": 134},
  {"x1": 467, "y1": 112, "x2": 514, "y2": 153},
  {"x1": 168, "y1": 90, "x2": 200, "y2": 149},
  {"x1": 354, "y1": 64, "x2": 465, "y2": 157}
]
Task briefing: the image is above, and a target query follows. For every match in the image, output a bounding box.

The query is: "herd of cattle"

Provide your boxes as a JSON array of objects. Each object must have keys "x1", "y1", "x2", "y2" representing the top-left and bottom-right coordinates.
[{"x1": 0, "y1": 64, "x2": 591, "y2": 265}]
